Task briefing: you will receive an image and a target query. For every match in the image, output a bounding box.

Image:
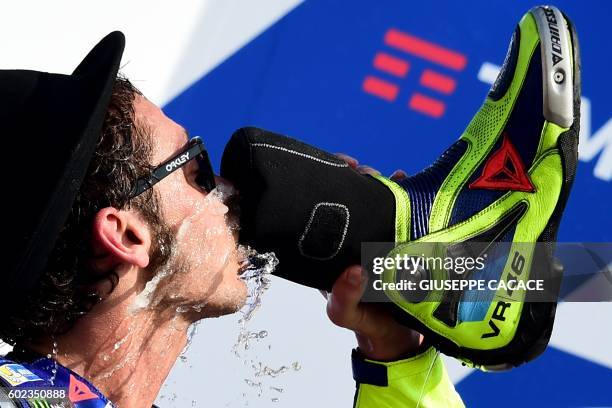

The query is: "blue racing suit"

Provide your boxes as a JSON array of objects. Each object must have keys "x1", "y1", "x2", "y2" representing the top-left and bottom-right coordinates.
[{"x1": 0, "y1": 349, "x2": 115, "y2": 407}]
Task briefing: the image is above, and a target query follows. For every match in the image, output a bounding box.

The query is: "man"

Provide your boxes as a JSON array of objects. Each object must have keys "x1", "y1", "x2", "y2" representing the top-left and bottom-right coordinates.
[{"x1": 0, "y1": 32, "x2": 461, "y2": 407}]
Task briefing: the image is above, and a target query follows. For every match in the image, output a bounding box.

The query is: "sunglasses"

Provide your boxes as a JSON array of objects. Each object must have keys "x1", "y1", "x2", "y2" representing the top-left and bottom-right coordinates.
[{"x1": 129, "y1": 136, "x2": 216, "y2": 198}]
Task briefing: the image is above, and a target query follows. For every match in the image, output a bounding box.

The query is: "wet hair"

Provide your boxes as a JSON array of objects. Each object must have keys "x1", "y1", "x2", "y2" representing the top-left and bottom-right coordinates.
[{"x1": 0, "y1": 76, "x2": 174, "y2": 345}]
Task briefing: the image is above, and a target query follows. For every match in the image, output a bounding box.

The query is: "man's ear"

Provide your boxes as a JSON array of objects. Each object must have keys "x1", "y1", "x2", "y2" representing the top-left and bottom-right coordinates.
[{"x1": 91, "y1": 207, "x2": 151, "y2": 271}]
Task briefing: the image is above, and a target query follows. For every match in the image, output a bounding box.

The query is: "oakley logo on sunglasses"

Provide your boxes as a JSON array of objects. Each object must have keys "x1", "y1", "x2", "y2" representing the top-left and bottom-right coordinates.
[{"x1": 165, "y1": 152, "x2": 191, "y2": 172}]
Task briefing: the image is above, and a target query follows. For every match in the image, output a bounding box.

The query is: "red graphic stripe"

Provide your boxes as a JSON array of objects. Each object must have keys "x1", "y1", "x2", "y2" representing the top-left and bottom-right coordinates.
[
  {"x1": 420, "y1": 69, "x2": 456, "y2": 94},
  {"x1": 362, "y1": 76, "x2": 399, "y2": 101},
  {"x1": 373, "y1": 52, "x2": 410, "y2": 77},
  {"x1": 384, "y1": 29, "x2": 467, "y2": 71},
  {"x1": 409, "y1": 93, "x2": 445, "y2": 118}
]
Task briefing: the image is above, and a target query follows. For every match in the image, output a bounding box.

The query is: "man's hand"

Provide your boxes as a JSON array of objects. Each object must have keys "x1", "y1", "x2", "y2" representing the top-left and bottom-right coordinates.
[
  {"x1": 335, "y1": 153, "x2": 408, "y2": 181},
  {"x1": 325, "y1": 265, "x2": 423, "y2": 361},
  {"x1": 325, "y1": 154, "x2": 423, "y2": 361}
]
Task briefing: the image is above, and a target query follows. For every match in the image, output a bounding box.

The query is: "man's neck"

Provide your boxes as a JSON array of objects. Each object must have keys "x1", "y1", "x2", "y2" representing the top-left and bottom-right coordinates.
[{"x1": 30, "y1": 303, "x2": 192, "y2": 408}]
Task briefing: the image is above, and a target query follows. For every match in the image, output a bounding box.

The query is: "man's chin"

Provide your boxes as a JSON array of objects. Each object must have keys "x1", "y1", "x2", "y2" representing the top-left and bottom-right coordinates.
[
  {"x1": 224, "y1": 279, "x2": 249, "y2": 314},
  {"x1": 191, "y1": 279, "x2": 248, "y2": 320}
]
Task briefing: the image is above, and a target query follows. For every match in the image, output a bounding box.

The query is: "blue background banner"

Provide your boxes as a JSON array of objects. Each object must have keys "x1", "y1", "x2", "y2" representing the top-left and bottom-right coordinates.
[{"x1": 164, "y1": 1, "x2": 612, "y2": 405}]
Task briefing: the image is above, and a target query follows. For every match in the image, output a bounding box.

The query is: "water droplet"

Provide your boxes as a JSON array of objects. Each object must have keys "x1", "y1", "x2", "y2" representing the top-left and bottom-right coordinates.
[
  {"x1": 113, "y1": 337, "x2": 128, "y2": 351},
  {"x1": 176, "y1": 305, "x2": 190, "y2": 313},
  {"x1": 244, "y1": 379, "x2": 261, "y2": 388}
]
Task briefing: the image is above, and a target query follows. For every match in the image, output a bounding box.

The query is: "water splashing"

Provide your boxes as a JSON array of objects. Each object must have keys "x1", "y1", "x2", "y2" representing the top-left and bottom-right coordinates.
[
  {"x1": 252, "y1": 362, "x2": 301, "y2": 378},
  {"x1": 231, "y1": 248, "x2": 275, "y2": 357},
  {"x1": 47, "y1": 339, "x2": 58, "y2": 385},
  {"x1": 238, "y1": 250, "x2": 277, "y2": 323},
  {"x1": 179, "y1": 322, "x2": 200, "y2": 364},
  {"x1": 227, "y1": 249, "x2": 302, "y2": 405}
]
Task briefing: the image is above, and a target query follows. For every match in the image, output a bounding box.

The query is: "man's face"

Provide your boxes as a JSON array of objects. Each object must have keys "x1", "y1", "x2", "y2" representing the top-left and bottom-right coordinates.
[{"x1": 133, "y1": 95, "x2": 247, "y2": 319}]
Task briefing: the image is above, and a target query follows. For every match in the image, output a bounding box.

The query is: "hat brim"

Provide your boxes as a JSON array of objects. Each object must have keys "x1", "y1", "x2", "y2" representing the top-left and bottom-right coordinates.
[{"x1": 13, "y1": 32, "x2": 125, "y2": 293}]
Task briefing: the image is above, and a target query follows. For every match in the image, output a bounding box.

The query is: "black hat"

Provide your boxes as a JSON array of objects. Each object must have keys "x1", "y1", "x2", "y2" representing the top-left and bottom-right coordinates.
[{"x1": 1, "y1": 32, "x2": 125, "y2": 296}]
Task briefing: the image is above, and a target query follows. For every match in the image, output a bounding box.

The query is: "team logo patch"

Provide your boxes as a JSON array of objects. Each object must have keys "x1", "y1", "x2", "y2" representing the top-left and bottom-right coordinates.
[
  {"x1": 68, "y1": 374, "x2": 98, "y2": 403},
  {"x1": 362, "y1": 28, "x2": 468, "y2": 119},
  {"x1": 469, "y1": 133, "x2": 535, "y2": 192},
  {"x1": 0, "y1": 363, "x2": 42, "y2": 386}
]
